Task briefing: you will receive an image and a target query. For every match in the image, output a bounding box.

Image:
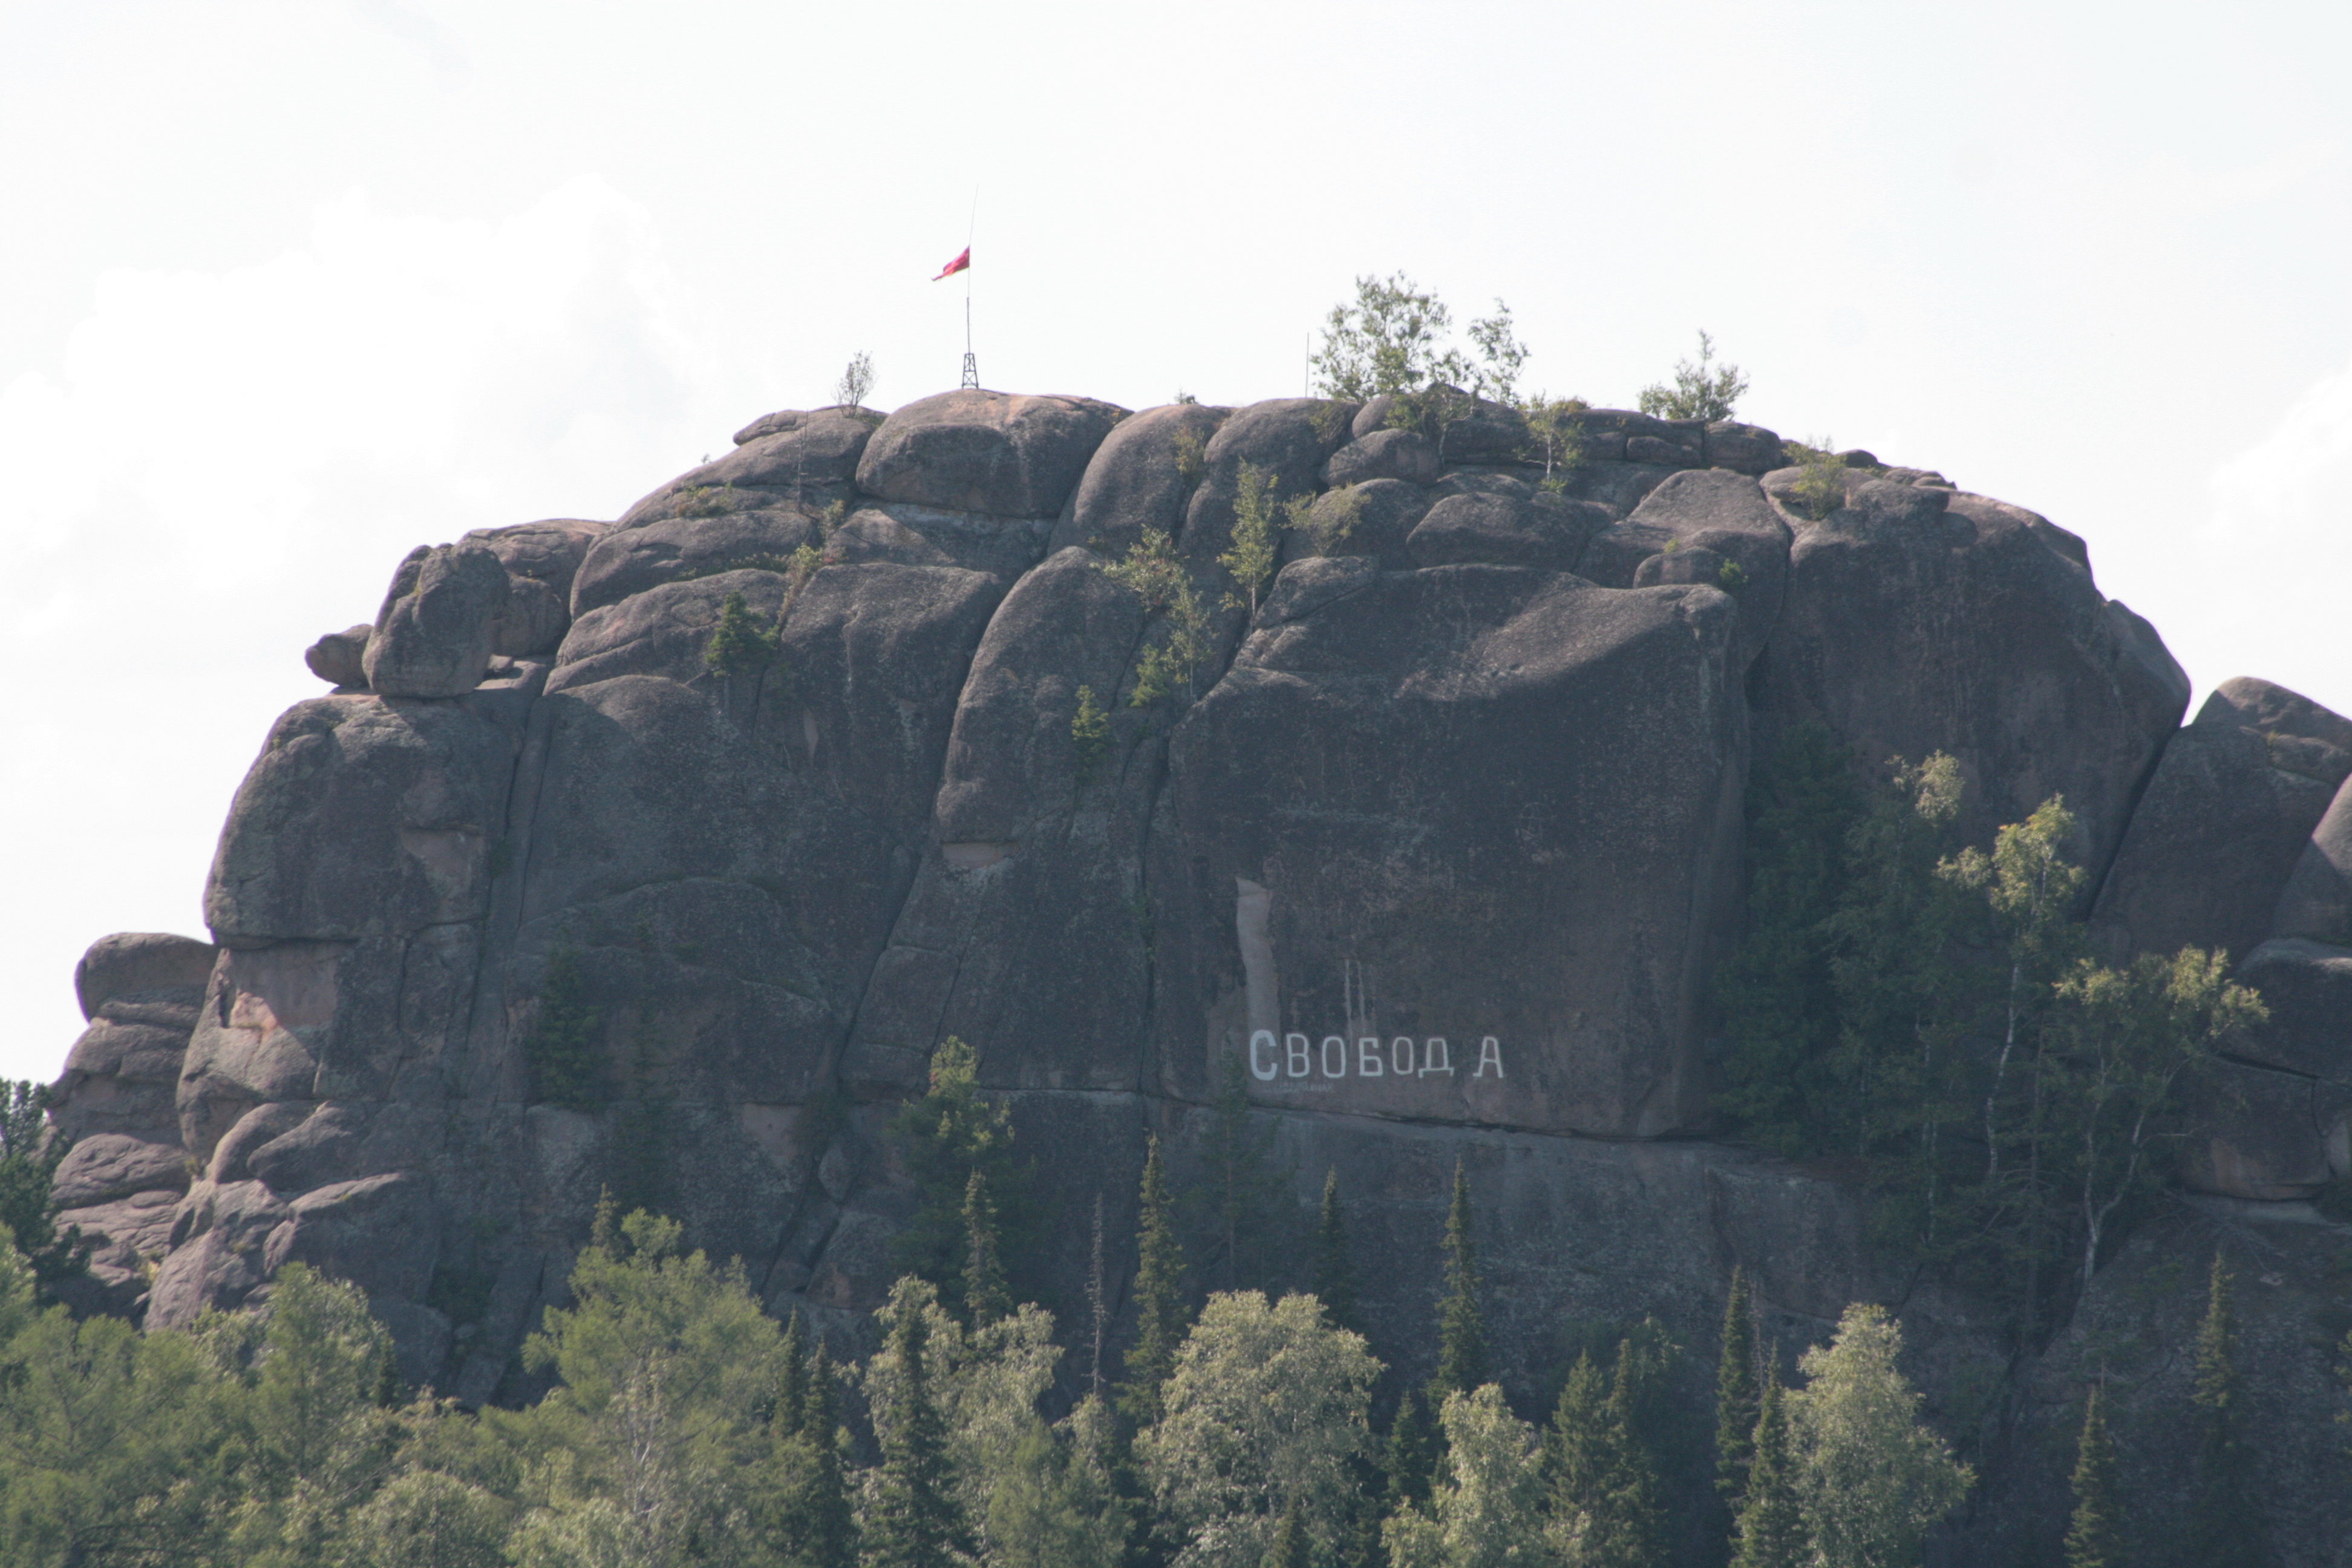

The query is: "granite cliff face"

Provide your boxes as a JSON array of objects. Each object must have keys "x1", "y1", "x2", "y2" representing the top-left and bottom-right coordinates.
[{"x1": 46, "y1": 387, "x2": 2352, "y2": 1556}]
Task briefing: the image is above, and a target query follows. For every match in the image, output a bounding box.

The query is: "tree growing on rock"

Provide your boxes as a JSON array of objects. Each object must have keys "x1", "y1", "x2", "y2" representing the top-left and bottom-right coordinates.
[
  {"x1": 1638, "y1": 330, "x2": 1749, "y2": 422},
  {"x1": 1310, "y1": 272, "x2": 1526, "y2": 404},
  {"x1": 886, "y1": 1036, "x2": 1036, "y2": 1320},
  {"x1": 2186, "y1": 1253, "x2": 2264, "y2": 1568},
  {"x1": 2062, "y1": 1383, "x2": 2119, "y2": 1568},
  {"x1": 1430, "y1": 1160, "x2": 1489, "y2": 1404},
  {"x1": 1119, "y1": 1135, "x2": 1190, "y2": 1427},
  {"x1": 1312, "y1": 1169, "x2": 1360, "y2": 1333}
]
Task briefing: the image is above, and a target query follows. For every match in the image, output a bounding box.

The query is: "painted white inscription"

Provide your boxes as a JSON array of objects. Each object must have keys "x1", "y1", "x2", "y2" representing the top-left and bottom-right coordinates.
[{"x1": 1250, "y1": 1030, "x2": 1502, "y2": 1083}]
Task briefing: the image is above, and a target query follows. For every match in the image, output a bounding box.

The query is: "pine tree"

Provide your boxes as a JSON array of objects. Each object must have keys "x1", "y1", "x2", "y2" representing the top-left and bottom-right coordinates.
[
  {"x1": 1385, "y1": 1388, "x2": 1439, "y2": 1517},
  {"x1": 2186, "y1": 1253, "x2": 2263, "y2": 1568},
  {"x1": 1313, "y1": 1168, "x2": 1360, "y2": 1332},
  {"x1": 1264, "y1": 1501, "x2": 1311, "y2": 1568},
  {"x1": 1117, "y1": 1135, "x2": 1189, "y2": 1428},
  {"x1": 1429, "y1": 1160, "x2": 1488, "y2": 1402},
  {"x1": 962, "y1": 1169, "x2": 1010, "y2": 1330},
  {"x1": 866, "y1": 1285, "x2": 966, "y2": 1568},
  {"x1": 1715, "y1": 1266, "x2": 1761, "y2": 1510},
  {"x1": 1730, "y1": 1369, "x2": 1807, "y2": 1568},
  {"x1": 1544, "y1": 1345, "x2": 1661, "y2": 1568},
  {"x1": 776, "y1": 1309, "x2": 810, "y2": 1439},
  {"x1": 802, "y1": 1342, "x2": 857, "y2": 1568},
  {"x1": 2064, "y1": 1384, "x2": 2120, "y2": 1568}
]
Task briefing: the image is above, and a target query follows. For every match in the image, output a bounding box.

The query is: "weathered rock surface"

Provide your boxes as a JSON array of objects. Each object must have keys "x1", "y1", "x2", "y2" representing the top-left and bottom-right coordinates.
[
  {"x1": 2091, "y1": 678, "x2": 2352, "y2": 963},
  {"x1": 856, "y1": 390, "x2": 1125, "y2": 517},
  {"x1": 1751, "y1": 477, "x2": 2189, "y2": 879},
  {"x1": 45, "y1": 382, "x2": 2352, "y2": 1565},
  {"x1": 363, "y1": 543, "x2": 511, "y2": 697},
  {"x1": 304, "y1": 624, "x2": 373, "y2": 688}
]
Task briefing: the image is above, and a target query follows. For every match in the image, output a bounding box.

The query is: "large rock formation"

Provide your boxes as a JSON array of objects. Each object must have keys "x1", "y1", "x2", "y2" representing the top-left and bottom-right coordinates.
[{"x1": 41, "y1": 384, "x2": 2352, "y2": 1557}]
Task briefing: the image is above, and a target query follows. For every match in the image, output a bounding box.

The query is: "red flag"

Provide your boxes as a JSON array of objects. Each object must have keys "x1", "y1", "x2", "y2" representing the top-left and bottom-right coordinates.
[{"x1": 933, "y1": 246, "x2": 970, "y2": 281}]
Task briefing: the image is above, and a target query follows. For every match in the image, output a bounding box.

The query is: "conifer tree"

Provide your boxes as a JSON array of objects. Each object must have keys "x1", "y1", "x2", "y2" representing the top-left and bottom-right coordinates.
[
  {"x1": 1430, "y1": 1160, "x2": 1488, "y2": 1402},
  {"x1": 1385, "y1": 1388, "x2": 1439, "y2": 1517},
  {"x1": 2064, "y1": 1384, "x2": 2120, "y2": 1568},
  {"x1": 1715, "y1": 1266, "x2": 1761, "y2": 1509},
  {"x1": 1117, "y1": 1135, "x2": 1189, "y2": 1427},
  {"x1": 776, "y1": 1309, "x2": 809, "y2": 1439},
  {"x1": 1265, "y1": 1501, "x2": 1311, "y2": 1568},
  {"x1": 1313, "y1": 1168, "x2": 1360, "y2": 1332},
  {"x1": 2187, "y1": 1253, "x2": 2263, "y2": 1568},
  {"x1": 866, "y1": 1281, "x2": 967, "y2": 1568},
  {"x1": 962, "y1": 1169, "x2": 1010, "y2": 1330},
  {"x1": 1544, "y1": 1346, "x2": 1661, "y2": 1568},
  {"x1": 1204, "y1": 1050, "x2": 1283, "y2": 1290},
  {"x1": 1730, "y1": 1369, "x2": 1807, "y2": 1568}
]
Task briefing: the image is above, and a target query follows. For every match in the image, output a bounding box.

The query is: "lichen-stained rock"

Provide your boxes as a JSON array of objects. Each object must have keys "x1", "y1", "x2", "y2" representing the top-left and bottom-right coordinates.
[
  {"x1": 362, "y1": 543, "x2": 510, "y2": 697},
  {"x1": 1296, "y1": 478, "x2": 1431, "y2": 570},
  {"x1": 204, "y1": 694, "x2": 523, "y2": 943},
  {"x1": 570, "y1": 508, "x2": 818, "y2": 616},
  {"x1": 1054, "y1": 402, "x2": 1229, "y2": 556},
  {"x1": 550, "y1": 567, "x2": 793, "y2": 694},
  {"x1": 1751, "y1": 480, "x2": 2188, "y2": 877},
  {"x1": 1602, "y1": 469, "x2": 1792, "y2": 669},
  {"x1": 2089, "y1": 678, "x2": 2352, "y2": 962},
  {"x1": 857, "y1": 390, "x2": 1126, "y2": 517},
  {"x1": 1405, "y1": 491, "x2": 1607, "y2": 571},
  {"x1": 1152, "y1": 563, "x2": 1745, "y2": 1137},
  {"x1": 1702, "y1": 420, "x2": 1786, "y2": 475},
  {"x1": 1180, "y1": 398, "x2": 1356, "y2": 575},
  {"x1": 851, "y1": 547, "x2": 1157, "y2": 1092},
  {"x1": 2271, "y1": 769, "x2": 2352, "y2": 946}
]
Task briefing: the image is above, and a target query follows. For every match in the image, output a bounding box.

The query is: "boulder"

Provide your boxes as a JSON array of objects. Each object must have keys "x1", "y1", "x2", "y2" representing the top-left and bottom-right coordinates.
[
  {"x1": 147, "y1": 1179, "x2": 288, "y2": 1325},
  {"x1": 304, "y1": 625, "x2": 373, "y2": 688},
  {"x1": 1183, "y1": 398, "x2": 1357, "y2": 573},
  {"x1": 855, "y1": 390, "x2": 1127, "y2": 517},
  {"x1": 2089, "y1": 679, "x2": 2352, "y2": 962},
  {"x1": 1601, "y1": 469, "x2": 1794, "y2": 667},
  {"x1": 550, "y1": 568, "x2": 794, "y2": 694},
  {"x1": 1436, "y1": 395, "x2": 1534, "y2": 466},
  {"x1": 1750, "y1": 483, "x2": 2189, "y2": 878},
  {"x1": 2271, "y1": 771, "x2": 2352, "y2": 946},
  {"x1": 2231, "y1": 938, "x2": 2352, "y2": 1083},
  {"x1": 623, "y1": 410, "x2": 879, "y2": 526},
  {"x1": 464, "y1": 519, "x2": 607, "y2": 657},
  {"x1": 1323, "y1": 427, "x2": 1439, "y2": 486},
  {"x1": 1056, "y1": 402, "x2": 1229, "y2": 557},
  {"x1": 2180, "y1": 1059, "x2": 2350, "y2": 1200},
  {"x1": 1703, "y1": 421, "x2": 1786, "y2": 475},
  {"x1": 1151, "y1": 563, "x2": 1746, "y2": 1137},
  {"x1": 1350, "y1": 395, "x2": 1395, "y2": 440},
  {"x1": 204, "y1": 694, "x2": 522, "y2": 943},
  {"x1": 1295, "y1": 477, "x2": 1432, "y2": 570},
  {"x1": 362, "y1": 543, "x2": 509, "y2": 698},
  {"x1": 1405, "y1": 491, "x2": 1606, "y2": 571},
  {"x1": 50, "y1": 1133, "x2": 190, "y2": 1208},
  {"x1": 570, "y1": 508, "x2": 818, "y2": 617},
  {"x1": 74, "y1": 931, "x2": 216, "y2": 1021}
]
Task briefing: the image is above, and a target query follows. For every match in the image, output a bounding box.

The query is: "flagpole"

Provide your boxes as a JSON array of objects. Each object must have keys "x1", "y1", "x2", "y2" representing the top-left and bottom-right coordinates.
[{"x1": 960, "y1": 191, "x2": 980, "y2": 390}]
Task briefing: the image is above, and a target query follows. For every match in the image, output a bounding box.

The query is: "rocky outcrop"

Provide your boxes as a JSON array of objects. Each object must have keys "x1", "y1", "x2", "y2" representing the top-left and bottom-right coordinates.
[{"x1": 41, "y1": 381, "x2": 2352, "y2": 1562}]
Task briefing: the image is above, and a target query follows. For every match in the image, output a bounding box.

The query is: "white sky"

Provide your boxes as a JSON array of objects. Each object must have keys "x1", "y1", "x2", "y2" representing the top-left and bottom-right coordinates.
[{"x1": 4, "y1": 0, "x2": 2349, "y2": 1082}]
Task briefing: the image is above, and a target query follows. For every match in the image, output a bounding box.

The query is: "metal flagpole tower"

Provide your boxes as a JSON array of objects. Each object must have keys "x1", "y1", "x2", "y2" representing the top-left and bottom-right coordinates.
[{"x1": 960, "y1": 192, "x2": 979, "y2": 389}]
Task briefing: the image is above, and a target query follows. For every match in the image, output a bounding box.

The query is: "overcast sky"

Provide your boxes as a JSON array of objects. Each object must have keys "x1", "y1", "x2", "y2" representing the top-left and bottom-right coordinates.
[{"x1": 4, "y1": 0, "x2": 2348, "y2": 1082}]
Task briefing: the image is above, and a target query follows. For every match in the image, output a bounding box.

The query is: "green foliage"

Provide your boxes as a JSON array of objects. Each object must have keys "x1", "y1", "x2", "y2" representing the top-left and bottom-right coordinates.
[
  {"x1": 1139, "y1": 1290, "x2": 1382, "y2": 1568},
  {"x1": 886, "y1": 1037, "x2": 1037, "y2": 1321},
  {"x1": 705, "y1": 587, "x2": 782, "y2": 681},
  {"x1": 1638, "y1": 330, "x2": 1749, "y2": 422},
  {"x1": 1119, "y1": 1135, "x2": 1190, "y2": 1428},
  {"x1": 1786, "y1": 1304, "x2": 1971, "y2": 1568},
  {"x1": 0, "y1": 1082, "x2": 87, "y2": 1292},
  {"x1": 1431, "y1": 1160, "x2": 1489, "y2": 1403},
  {"x1": 1312, "y1": 273, "x2": 1526, "y2": 403},
  {"x1": 1543, "y1": 1347, "x2": 1659, "y2": 1568},
  {"x1": 1783, "y1": 440, "x2": 1851, "y2": 521},
  {"x1": 1312, "y1": 1169, "x2": 1360, "y2": 1333},
  {"x1": 1071, "y1": 684, "x2": 1112, "y2": 781},
  {"x1": 2062, "y1": 1385, "x2": 2119, "y2": 1568},
  {"x1": 677, "y1": 483, "x2": 739, "y2": 519},
  {"x1": 863, "y1": 1278, "x2": 972, "y2": 1568},
  {"x1": 817, "y1": 498, "x2": 849, "y2": 538},
  {"x1": 1293, "y1": 483, "x2": 1365, "y2": 557},
  {"x1": 2187, "y1": 1253, "x2": 2264, "y2": 1567},
  {"x1": 1385, "y1": 1387, "x2": 1440, "y2": 1519},
  {"x1": 1728, "y1": 1371, "x2": 1808, "y2": 1568},
  {"x1": 1221, "y1": 462, "x2": 1287, "y2": 617},
  {"x1": 1382, "y1": 1385, "x2": 1554, "y2": 1568},
  {"x1": 1102, "y1": 528, "x2": 1215, "y2": 707},
  {"x1": 1519, "y1": 394, "x2": 1589, "y2": 485},
  {"x1": 1172, "y1": 423, "x2": 1208, "y2": 485},
  {"x1": 523, "y1": 947, "x2": 606, "y2": 1109},
  {"x1": 962, "y1": 1169, "x2": 1010, "y2": 1330},
  {"x1": 1715, "y1": 1266, "x2": 1761, "y2": 1510},
  {"x1": 1264, "y1": 1500, "x2": 1312, "y2": 1568},
  {"x1": 1717, "y1": 557, "x2": 1749, "y2": 592}
]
